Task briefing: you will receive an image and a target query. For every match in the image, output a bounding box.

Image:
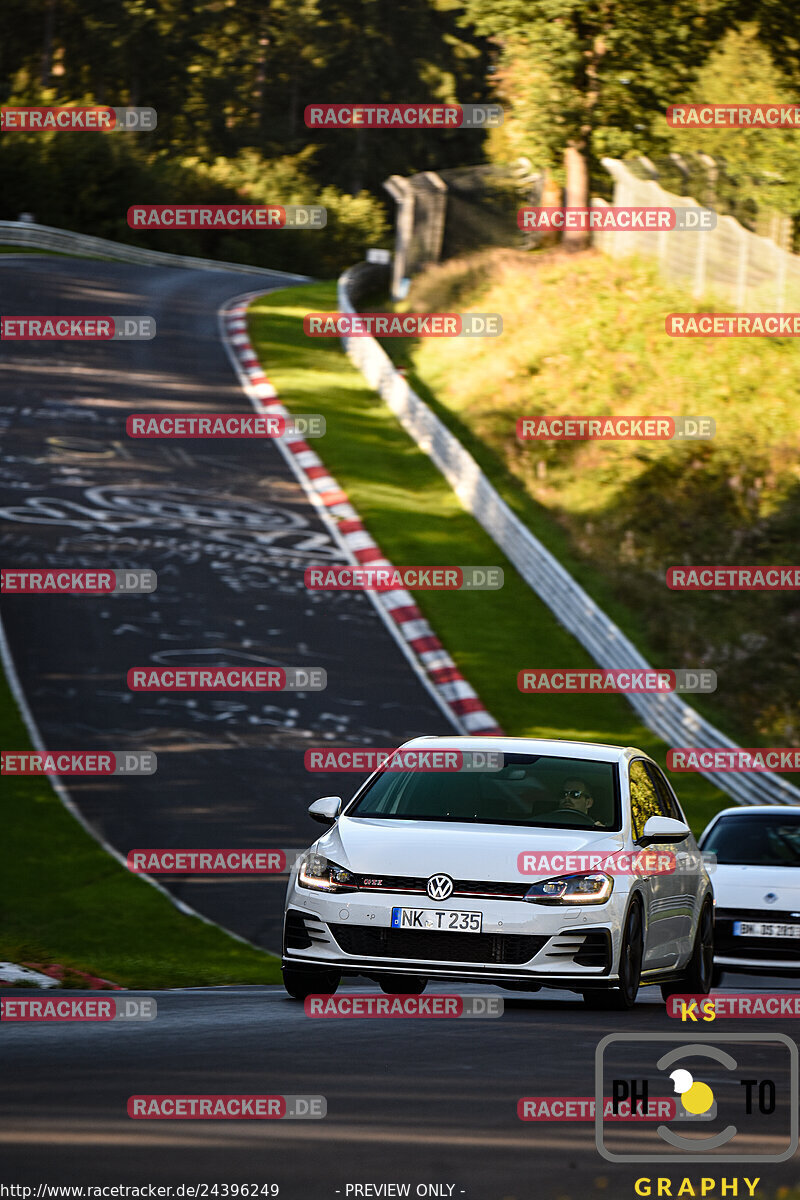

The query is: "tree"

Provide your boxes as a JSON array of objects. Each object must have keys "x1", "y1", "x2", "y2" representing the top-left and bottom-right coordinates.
[
  {"x1": 662, "y1": 25, "x2": 800, "y2": 242},
  {"x1": 460, "y1": 0, "x2": 739, "y2": 248}
]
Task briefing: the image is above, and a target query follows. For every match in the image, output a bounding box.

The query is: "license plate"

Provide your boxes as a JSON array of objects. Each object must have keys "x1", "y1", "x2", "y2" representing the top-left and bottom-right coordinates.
[
  {"x1": 391, "y1": 907, "x2": 482, "y2": 932},
  {"x1": 733, "y1": 921, "x2": 800, "y2": 938}
]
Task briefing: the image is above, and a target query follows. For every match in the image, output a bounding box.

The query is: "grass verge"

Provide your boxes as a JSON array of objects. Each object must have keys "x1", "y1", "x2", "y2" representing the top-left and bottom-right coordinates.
[
  {"x1": 1, "y1": 660, "x2": 281, "y2": 989},
  {"x1": 248, "y1": 282, "x2": 726, "y2": 834},
  {"x1": 380, "y1": 248, "x2": 800, "y2": 755}
]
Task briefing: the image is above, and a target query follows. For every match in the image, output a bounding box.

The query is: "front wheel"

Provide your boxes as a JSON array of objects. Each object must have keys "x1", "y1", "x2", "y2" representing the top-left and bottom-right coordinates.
[
  {"x1": 583, "y1": 899, "x2": 643, "y2": 1011},
  {"x1": 282, "y1": 965, "x2": 341, "y2": 1000},
  {"x1": 660, "y1": 898, "x2": 714, "y2": 1003}
]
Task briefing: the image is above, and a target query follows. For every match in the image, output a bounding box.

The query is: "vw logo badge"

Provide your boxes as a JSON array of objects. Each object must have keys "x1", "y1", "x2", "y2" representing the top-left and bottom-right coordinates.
[
  {"x1": 764, "y1": 892, "x2": 778, "y2": 904},
  {"x1": 427, "y1": 874, "x2": 454, "y2": 901}
]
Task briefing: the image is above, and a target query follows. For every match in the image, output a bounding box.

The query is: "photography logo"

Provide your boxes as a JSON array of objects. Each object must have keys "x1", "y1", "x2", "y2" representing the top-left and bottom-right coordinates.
[
  {"x1": 595, "y1": 1033, "x2": 798, "y2": 1162},
  {"x1": 669, "y1": 1067, "x2": 716, "y2": 1117}
]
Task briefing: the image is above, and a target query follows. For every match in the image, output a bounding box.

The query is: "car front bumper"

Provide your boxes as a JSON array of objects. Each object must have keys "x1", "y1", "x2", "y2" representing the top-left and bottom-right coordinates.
[
  {"x1": 283, "y1": 884, "x2": 622, "y2": 986},
  {"x1": 714, "y1": 907, "x2": 800, "y2": 974}
]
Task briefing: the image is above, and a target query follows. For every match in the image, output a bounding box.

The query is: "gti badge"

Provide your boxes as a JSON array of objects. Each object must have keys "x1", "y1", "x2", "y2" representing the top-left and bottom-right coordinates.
[{"x1": 427, "y1": 874, "x2": 454, "y2": 901}]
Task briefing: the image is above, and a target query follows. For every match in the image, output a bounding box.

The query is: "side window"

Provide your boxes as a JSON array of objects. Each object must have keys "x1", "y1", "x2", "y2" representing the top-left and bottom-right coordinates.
[
  {"x1": 629, "y1": 759, "x2": 665, "y2": 841},
  {"x1": 645, "y1": 762, "x2": 683, "y2": 822}
]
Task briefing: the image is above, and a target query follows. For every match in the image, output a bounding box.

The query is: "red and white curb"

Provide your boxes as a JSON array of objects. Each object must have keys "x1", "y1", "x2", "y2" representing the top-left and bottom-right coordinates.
[
  {"x1": 0, "y1": 962, "x2": 58, "y2": 989},
  {"x1": 221, "y1": 296, "x2": 503, "y2": 737}
]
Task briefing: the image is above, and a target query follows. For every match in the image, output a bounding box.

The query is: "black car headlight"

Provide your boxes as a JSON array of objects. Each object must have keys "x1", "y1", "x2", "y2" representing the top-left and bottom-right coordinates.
[
  {"x1": 298, "y1": 852, "x2": 358, "y2": 893},
  {"x1": 524, "y1": 872, "x2": 613, "y2": 905}
]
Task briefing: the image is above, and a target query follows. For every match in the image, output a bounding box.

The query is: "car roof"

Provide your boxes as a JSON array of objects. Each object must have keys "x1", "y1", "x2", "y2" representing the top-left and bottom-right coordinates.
[
  {"x1": 706, "y1": 805, "x2": 800, "y2": 821},
  {"x1": 400, "y1": 735, "x2": 642, "y2": 764}
]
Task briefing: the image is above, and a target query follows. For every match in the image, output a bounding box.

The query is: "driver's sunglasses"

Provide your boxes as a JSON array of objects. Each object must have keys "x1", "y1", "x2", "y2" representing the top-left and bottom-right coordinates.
[{"x1": 563, "y1": 788, "x2": 590, "y2": 800}]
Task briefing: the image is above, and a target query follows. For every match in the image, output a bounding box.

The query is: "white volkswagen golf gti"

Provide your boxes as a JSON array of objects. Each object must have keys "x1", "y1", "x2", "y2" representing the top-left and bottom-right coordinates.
[{"x1": 282, "y1": 736, "x2": 714, "y2": 1009}]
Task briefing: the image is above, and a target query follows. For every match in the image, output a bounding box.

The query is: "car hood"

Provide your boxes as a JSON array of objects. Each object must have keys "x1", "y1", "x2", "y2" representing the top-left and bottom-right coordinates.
[
  {"x1": 314, "y1": 816, "x2": 625, "y2": 882},
  {"x1": 711, "y1": 863, "x2": 800, "y2": 910}
]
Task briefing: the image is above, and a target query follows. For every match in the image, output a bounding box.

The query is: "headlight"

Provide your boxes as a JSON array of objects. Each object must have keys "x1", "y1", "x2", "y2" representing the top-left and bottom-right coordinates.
[
  {"x1": 524, "y1": 872, "x2": 613, "y2": 905},
  {"x1": 298, "y1": 853, "x2": 358, "y2": 893}
]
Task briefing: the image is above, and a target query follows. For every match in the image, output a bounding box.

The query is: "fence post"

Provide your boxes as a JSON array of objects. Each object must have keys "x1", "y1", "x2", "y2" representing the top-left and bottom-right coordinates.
[
  {"x1": 692, "y1": 200, "x2": 708, "y2": 299},
  {"x1": 383, "y1": 175, "x2": 415, "y2": 301},
  {"x1": 776, "y1": 240, "x2": 787, "y2": 312},
  {"x1": 736, "y1": 225, "x2": 749, "y2": 310},
  {"x1": 419, "y1": 172, "x2": 448, "y2": 266}
]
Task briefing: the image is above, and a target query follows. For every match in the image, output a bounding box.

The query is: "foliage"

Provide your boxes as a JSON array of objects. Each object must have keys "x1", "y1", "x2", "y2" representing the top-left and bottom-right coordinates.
[{"x1": 394, "y1": 246, "x2": 800, "y2": 746}]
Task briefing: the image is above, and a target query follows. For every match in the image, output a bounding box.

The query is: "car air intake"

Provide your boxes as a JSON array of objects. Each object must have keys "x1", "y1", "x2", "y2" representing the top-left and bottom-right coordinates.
[
  {"x1": 284, "y1": 909, "x2": 314, "y2": 951},
  {"x1": 328, "y1": 924, "x2": 547, "y2": 965}
]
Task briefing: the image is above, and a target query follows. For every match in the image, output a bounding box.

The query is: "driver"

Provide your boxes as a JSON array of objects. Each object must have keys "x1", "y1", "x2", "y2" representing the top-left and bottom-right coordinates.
[{"x1": 547, "y1": 777, "x2": 603, "y2": 826}]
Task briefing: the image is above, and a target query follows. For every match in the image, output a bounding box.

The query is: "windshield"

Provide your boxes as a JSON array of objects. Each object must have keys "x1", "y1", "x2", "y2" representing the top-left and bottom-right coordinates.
[
  {"x1": 700, "y1": 814, "x2": 800, "y2": 867},
  {"x1": 347, "y1": 753, "x2": 621, "y2": 830}
]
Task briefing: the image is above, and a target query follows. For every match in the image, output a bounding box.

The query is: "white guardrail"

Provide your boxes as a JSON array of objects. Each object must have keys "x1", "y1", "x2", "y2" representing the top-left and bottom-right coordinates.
[
  {"x1": 338, "y1": 266, "x2": 800, "y2": 808},
  {"x1": 0, "y1": 220, "x2": 311, "y2": 280}
]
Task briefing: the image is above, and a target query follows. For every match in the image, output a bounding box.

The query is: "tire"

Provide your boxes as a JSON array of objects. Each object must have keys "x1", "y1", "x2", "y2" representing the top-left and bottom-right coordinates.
[
  {"x1": 583, "y1": 899, "x2": 643, "y2": 1011},
  {"x1": 712, "y1": 966, "x2": 724, "y2": 989},
  {"x1": 282, "y1": 965, "x2": 341, "y2": 1000},
  {"x1": 377, "y1": 975, "x2": 427, "y2": 995},
  {"x1": 660, "y1": 898, "x2": 714, "y2": 1003}
]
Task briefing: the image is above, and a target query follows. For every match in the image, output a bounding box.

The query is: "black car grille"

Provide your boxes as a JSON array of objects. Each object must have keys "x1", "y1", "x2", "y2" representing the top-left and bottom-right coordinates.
[
  {"x1": 716, "y1": 907, "x2": 800, "y2": 961},
  {"x1": 328, "y1": 924, "x2": 546, "y2": 965},
  {"x1": 284, "y1": 909, "x2": 313, "y2": 951},
  {"x1": 353, "y1": 874, "x2": 531, "y2": 900},
  {"x1": 572, "y1": 931, "x2": 612, "y2": 969},
  {"x1": 539, "y1": 929, "x2": 611, "y2": 971}
]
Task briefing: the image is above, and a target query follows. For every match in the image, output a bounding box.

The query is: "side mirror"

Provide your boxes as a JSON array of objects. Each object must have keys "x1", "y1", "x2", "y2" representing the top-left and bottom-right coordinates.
[
  {"x1": 637, "y1": 815, "x2": 690, "y2": 847},
  {"x1": 308, "y1": 796, "x2": 342, "y2": 826}
]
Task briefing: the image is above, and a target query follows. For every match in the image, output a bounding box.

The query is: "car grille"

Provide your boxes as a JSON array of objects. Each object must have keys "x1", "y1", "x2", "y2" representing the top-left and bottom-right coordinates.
[
  {"x1": 353, "y1": 874, "x2": 531, "y2": 900},
  {"x1": 284, "y1": 909, "x2": 313, "y2": 950},
  {"x1": 716, "y1": 907, "x2": 800, "y2": 961},
  {"x1": 328, "y1": 924, "x2": 547, "y2": 965},
  {"x1": 284, "y1": 909, "x2": 332, "y2": 952},
  {"x1": 543, "y1": 929, "x2": 611, "y2": 970}
]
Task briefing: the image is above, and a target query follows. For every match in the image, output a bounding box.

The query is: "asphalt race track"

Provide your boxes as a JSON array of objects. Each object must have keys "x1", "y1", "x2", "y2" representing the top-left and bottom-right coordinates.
[
  {"x1": 0, "y1": 256, "x2": 450, "y2": 947},
  {"x1": 3, "y1": 258, "x2": 800, "y2": 1200},
  {"x1": 2, "y1": 980, "x2": 799, "y2": 1197}
]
